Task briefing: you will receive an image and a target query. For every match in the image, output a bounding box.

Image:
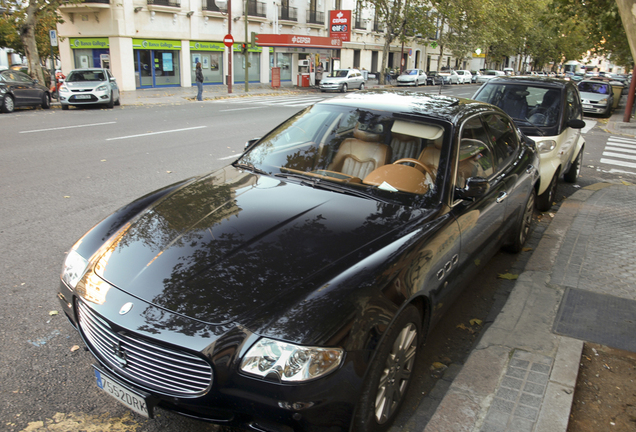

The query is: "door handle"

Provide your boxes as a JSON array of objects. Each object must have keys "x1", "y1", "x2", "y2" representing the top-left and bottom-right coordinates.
[{"x1": 496, "y1": 192, "x2": 508, "y2": 203}]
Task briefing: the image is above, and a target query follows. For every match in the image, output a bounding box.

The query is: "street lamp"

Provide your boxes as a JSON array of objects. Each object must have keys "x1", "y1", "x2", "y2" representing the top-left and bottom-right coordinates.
[{"x1": 215, "y1": 0, "x2": 232, "y2": 94}]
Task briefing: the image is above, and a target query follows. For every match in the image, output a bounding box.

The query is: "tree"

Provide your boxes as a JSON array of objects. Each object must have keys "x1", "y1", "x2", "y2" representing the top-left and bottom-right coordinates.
[{"x1": 1, "y1": 0, "x2": 72, "y2": 83}]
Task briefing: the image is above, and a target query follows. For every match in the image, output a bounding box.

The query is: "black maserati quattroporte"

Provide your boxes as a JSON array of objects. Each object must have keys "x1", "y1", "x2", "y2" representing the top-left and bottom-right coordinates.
[{"x1": 58, "y1": 90, "x2": 539, "y2": 432}]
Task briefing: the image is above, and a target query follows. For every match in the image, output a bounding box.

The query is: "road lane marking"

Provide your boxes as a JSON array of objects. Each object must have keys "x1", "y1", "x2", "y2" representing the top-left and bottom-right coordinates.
[
  {"x1": 220, "y1": 106, "x2": 268, "y2": 112},
  {"x1": 20, "y1": 122, "x2": 116, "y2": 133},
  {"x1": 219, "y1": 154, "x2": 240, "y2": 160},
  {"x1": 602, "y1": 151, "x2": 636, "y2": 161},
  {"x1": 581, "y1": 120, "x2": 596, "y2": 134},
  {"x1": 606, "y1": 146, "x2": 636, "y2": 154},
  {"x1": 106, "y1": 126, "x2": 207, "y2": 141},
  {"x1": 600, "y1": 158, "x2": 636, "y2": 169}
]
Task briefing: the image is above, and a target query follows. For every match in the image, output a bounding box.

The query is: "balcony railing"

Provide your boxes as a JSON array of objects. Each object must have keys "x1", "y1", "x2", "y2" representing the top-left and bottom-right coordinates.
[
  {"x1": 278, "y1": 5, "x2": 297, "y2": 21},
  {"x1": 354, "y1": 18, "x2": 365, "y2": 30},
  {"x1": 247, "y1": 0, "x2": 266, "y2": 17},
  {"x1": 78, "y1": 0, "x2": 110, "y2": 4},
  {"x1": 148, "y1": 0, "x2": 181, "y2": 7},
  {"x1": 306, "y1": 10, "x2": 324, "y2": 24},
  {"x1": 202, "y1": 0, "x2": 220, "y2": 11}
]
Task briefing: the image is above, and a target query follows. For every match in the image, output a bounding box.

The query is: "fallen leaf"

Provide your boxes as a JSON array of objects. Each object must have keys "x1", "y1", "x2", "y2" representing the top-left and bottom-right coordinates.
[
  {"x1": 470, "y1": 318, "x2": 483, "y2": 326},
  {"x1": 49, "y1": 310, "x2": 59, "y2": 316},
  {"x1": 430, "y1": 362, "x2": 447, "y2": 370},
  {"x1": 474, "y1": 259, "x2": 481, "y2": 266},
  {"x1": 64, "y1": 196, "x2": 70, "y2": 198},
  {"x1": 456, "y1": 323, "x2": 468, "y2": 330},
  {"x1": 100, "y1": 159, "x2": 107, "y2": 162},
  {"x1": 166, "y1": 171, "x2": 172, "y2": 173},
  {"x1": 522, "y1": 247, "x2": 533, "y2": 252},
  {"x1": 70, "y1": 345, "x2": 80, "y2": 352},
  {"x1": 498, "y1": 273, "x2": 518, "y2": 280}
]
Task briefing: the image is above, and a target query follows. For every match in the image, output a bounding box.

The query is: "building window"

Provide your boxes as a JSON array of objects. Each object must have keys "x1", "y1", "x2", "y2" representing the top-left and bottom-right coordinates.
[
  {"x1": 354, "y1": 1, "x2": 364, "y2": 29},
  {"x1": 334, "y1": 0, "x2": 341, "y2": 9},
  {"x1": 307, "y1": 0, "x2": 324, "y2": 24},
  {"x1": 247, "y1": 0, "x2": 266, "y2": 17},
  {"x1": 279, "y1": 0, "x2": 297, "y2": 21}
]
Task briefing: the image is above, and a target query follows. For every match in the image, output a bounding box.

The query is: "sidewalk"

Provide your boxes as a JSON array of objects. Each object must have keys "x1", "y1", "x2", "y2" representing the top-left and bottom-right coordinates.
[{"x1": 410, "y1": 107, "x2": 636, "y2": 432}]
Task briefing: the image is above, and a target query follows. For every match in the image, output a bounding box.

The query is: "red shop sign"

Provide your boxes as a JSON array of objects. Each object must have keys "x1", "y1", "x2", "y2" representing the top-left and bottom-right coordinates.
[
  {"x1": 329, "y1": 10, "x2": 351, "y2": 42},
  {"x1": 255, "y1": 34, "x2": 342, "y2": 49}
]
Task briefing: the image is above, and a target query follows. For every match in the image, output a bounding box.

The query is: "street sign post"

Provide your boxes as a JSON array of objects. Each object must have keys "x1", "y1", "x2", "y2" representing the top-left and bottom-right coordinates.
[{"x1": 49, "y1": 30, "x2": 58, "y2": 94}]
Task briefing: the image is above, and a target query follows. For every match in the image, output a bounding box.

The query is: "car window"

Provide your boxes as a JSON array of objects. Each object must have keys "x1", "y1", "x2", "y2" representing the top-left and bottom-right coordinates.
[
  {"x1": 456, "y1": 116, "x2": 495, "y2": 189},
  {"x1": 238, "y1": 104, "x2": 449, "y2": 201},
  {"x1": 566, "y1": 86, "x2": 582, "y2": 121},
  {"x1": 482, "y1": 114, "x2": 519, "y2": 169},
  {"x1": 578, "y1": 81, "x2": 610, "y2": 94}
]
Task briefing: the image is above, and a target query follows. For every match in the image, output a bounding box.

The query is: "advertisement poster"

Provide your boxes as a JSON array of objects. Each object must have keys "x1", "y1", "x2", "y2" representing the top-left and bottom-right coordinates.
[
  {"x1": 163, "y1": 53, "x2": 174, "y2": 72},
  {"x1": 329, "y1": 10, "x2": 351, "y2": 42}
]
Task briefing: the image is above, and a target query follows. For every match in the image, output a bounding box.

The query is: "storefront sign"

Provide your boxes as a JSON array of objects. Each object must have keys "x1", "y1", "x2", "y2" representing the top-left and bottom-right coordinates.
[
  {"x1": 70, "y1": 38, "x2": 110, "y2": 49},
  {"x1": 133, "y1": 39, "x2": 181, "y2": 50},
  {"x1": 255, "y1": 34, "x2": 342, "y2": 49},
  {"x1": 329, "y1": 10, "x2": 351, "y2": 42},
  {"x1": 190, "y1": 41, "x2": 225, "y2": 51}
]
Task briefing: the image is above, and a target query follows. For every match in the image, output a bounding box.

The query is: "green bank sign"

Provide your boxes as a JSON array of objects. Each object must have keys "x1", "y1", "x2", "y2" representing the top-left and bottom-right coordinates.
[
  {"x1": 133, "y1": 39, "x2": 181, "y2": 50},
  {"x1": 190, "y1": 41, "x2": 225, "y2": 51},
  {"x1": 70, "y1": 38, "x2": 109, "y2": 49}
]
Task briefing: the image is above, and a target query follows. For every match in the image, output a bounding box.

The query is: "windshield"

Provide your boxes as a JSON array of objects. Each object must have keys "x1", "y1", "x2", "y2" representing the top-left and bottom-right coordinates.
[
  {"x1": 578, "y1": 81, "x2": 610, "y2": 94},
  {"x1": 237, "y1": 104, "x2": 448, "y2": 202},
  {"x1": 403, "y1": 70, "x2": 417, "y2": 75},
  {"x1": 474, "y1": 83, "x2": 562, "y2": 131},
  {"x1": 329, "y1": 70, "x2": 349, "y2": 78},
  {"x1": 66, "y1": 70, "x2": 106, "y2": 82}
]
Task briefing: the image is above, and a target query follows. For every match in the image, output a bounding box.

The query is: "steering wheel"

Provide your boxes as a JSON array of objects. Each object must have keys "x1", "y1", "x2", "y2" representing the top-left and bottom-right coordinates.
[{"x1": 393, "y1": 158, "x2": 436, "y2": 181}]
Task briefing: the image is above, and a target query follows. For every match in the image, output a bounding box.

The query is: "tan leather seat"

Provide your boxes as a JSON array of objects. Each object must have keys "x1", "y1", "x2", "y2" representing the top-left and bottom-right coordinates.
[
  {"x1": 418, "y1": 137, "x2": 443, "y2": 180},
  {"x1": 329, "y1": 124, "x2": 390, "y2": 179},
  {"x1": 390, "y1": 132, "x2": 421, "y2": 162}
]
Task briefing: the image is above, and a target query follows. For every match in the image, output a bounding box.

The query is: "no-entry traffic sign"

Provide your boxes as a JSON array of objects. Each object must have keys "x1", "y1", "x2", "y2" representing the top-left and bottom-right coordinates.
[{"x1": 224, "y1": 34, "x2": 234, "y2": 48}]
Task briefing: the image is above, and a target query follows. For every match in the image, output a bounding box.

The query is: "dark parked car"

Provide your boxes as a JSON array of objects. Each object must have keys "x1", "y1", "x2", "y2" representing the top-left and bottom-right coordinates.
[
  {"x1": 58, "y1": 91, "x2": 539, "y2": 432},
  {"x1": 0, "y1": 69, "x2": 51, "y2": 113},
  {"x1": 426, "y1": 71, "x2": 444, "y2": 85},
  {"x1": 473, "y1": 77, "x2": 585, "y2": 211}
]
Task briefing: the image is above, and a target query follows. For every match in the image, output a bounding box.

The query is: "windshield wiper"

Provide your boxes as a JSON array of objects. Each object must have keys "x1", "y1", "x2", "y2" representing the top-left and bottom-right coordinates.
[
  {"x1": 275, "y1": 173, "x2": 394, "y2": 203},
  {"x1": 233, "y1": 161, "x2": 270, "y2": 176}
]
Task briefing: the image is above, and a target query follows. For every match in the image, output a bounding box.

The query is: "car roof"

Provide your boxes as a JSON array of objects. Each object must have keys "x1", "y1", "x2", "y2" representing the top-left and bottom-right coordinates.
[
  {"x1": 484, "y1": 76, "x2": 570, "y2": 89},
  {"x1": 315, "y1": 90, "x2": 497, "y2": 123}
]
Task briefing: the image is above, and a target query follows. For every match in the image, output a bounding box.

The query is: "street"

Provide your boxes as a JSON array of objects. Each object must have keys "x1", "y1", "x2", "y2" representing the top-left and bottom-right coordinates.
[{"x1": 1, "y1": 87, "x2": 633, "y2": 432}]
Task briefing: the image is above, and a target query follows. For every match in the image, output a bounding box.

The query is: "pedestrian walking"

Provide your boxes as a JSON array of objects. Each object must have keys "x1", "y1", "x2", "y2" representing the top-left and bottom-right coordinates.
[{"x1": 195, "y1": 62, "x2": 204, "y2": 101}]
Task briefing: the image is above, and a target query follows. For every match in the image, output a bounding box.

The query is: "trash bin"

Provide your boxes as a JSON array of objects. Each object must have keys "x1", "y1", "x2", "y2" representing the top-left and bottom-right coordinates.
[
  {"x1": 301, "y1": 73, "x2": 310, "y2": 87},
  {"x1": 361, "y1": 70, "x2": 368, "y2": 81},
  {"x1": 610, "y1": 82, "x2": 623, "y2": 109}
]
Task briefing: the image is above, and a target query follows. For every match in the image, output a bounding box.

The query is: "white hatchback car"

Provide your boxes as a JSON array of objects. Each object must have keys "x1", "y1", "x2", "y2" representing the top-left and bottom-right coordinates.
[
  {"x1": 473, "y1": 77, "x2": 586, "y2": 211},
  {"x1": 319, "y1": 69, "x2": 365, "y2": 93},
  {"x1": 455, "y1": 70, "x2": 473, "y2": 84},
  {"x1": 59, "y1": 68, "x2": 120, "y2": 110}
]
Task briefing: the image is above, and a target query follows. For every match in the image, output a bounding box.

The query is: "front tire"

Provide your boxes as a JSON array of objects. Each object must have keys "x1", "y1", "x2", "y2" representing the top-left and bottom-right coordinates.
[
  {"x1": 61, "y1": 104, "x2": 69, "y2": 110},
  {"x1": 537, "y1": 171, "x2": 558, "y2": 211},
  {"x1": 564, "y1": 147, "x2": 583, "y2": 183},
  {"x1": 354, "y1": 305, "x2": 421, "y2": 432},
  {"x1": 341, "y1": 83, "x2": 348, "y2": 93},
  {"x1": 505, "y1": 188, "x2": 536, "y2": 253},
  {"x1": 1, "y1": 95, "x2": 15, "y2": 113},
  {"x1": 106, "y1": 92, "x2": 114, "y2": 108},
  {"x1": 360, "y1": 82, "x2": 365, "y2": 90}
]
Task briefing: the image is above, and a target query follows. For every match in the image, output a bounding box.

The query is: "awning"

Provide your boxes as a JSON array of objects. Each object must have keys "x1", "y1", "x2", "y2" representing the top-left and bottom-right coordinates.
[{"x1": 255, "y1": 34, "x2": 342, "y2": 49}]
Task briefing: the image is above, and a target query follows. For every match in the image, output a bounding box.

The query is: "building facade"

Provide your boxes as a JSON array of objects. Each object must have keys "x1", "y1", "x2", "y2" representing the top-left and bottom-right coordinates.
[{"x1": 56, "y1": 0, "x2": 460, "y2": 91}]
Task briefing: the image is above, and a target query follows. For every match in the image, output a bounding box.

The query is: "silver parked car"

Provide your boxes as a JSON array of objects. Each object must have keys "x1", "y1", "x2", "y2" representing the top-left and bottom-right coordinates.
[
  {"x1": 578, "y1": 80, "x2": 614, "y2": 117},
  {"x1": 319, "y1": 69, "x2": 365, "y2": 92},
  {"x1": 59, "y1": 68, "x2": 120, "y2": 110},
  {"x1": 396, "y1": 69, "x2": 427, "y2": 86}
]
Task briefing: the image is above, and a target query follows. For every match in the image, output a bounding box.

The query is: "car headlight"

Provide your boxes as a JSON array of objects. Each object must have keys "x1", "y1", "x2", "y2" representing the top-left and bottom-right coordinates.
[
  {"x1": 59, "y1": 84, "x2": 69, "y2": 93},
  {"x1": 96, "y1": 84, "x2": 108, "y2": 92},
  {"x1": 240, "y1": 338, "x2": 343, "y2": 382},
  {"x1": 61, "y1": 249, "x2": 89, "y2": 289},
  {"x1": 599, "y1": 97, "x2": 608, "y2": 105},
  {"x1": 536, "y1": 140, "x2": 557, "y2": 153}
]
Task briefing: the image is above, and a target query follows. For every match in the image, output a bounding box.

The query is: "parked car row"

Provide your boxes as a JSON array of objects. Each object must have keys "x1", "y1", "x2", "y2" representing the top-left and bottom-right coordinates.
[{"x1": 0, "y1": 67, "x2": 120, "y2": 114}]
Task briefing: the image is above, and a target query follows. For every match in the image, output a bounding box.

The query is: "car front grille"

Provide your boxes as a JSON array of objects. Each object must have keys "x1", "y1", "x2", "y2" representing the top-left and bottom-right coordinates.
[{"x1": 77, "y1": 299, "x2": 213, "y2": 396}]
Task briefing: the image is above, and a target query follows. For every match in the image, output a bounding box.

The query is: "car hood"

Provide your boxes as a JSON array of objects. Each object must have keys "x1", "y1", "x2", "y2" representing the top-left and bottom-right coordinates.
[
  {"x1": 579, "y1": 91, "x2": 609, "y2": 101},
  {"x1": 93, "y1": 166, "x2": 414, "y2": 327},
  {"x1": 64, "y1": 81, "x2": 108, "y2": 89},
  {"x1": 397, "y1": 75, "x2": 416, "y2": 80}
]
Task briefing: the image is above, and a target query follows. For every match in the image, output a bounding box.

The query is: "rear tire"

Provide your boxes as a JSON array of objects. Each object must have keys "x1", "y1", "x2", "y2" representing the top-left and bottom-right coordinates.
[
  {"x1": 537, "y1": 172, "x2": 558, "y2": 211},
  {"x1": 41, "y1": 93, "x2": 51, "y2": 109},
  {"x1": 354, "y1": 305, "x2": 421, "y2": 432},
  {"x1": 564, "y1": 147, "x2": 583, "y2": 183}
]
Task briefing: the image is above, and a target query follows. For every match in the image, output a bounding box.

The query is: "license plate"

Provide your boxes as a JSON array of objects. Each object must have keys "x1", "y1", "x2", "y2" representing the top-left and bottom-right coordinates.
[
  {"x1": 94, "y1": 366, "x2": 152, "y2": 418},
  {"x1": 582, "y1": 104, "x2": 592, "y2": 109},
  {"x1": 75, "y1": 94, "x2": 92, "y2": 99}
]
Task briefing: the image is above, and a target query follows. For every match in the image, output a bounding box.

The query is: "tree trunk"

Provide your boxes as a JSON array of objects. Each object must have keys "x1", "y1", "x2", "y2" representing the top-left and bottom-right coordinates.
[
  {"x1": 19, "y1": 0, "x2": 45, "y2": 84},
  {"x1": 379, "y1": 28, "x2": 395, "y2": 85}
]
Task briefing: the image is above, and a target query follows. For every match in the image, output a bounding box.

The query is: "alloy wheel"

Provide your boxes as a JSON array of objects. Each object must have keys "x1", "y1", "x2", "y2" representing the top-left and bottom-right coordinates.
[{"x1": 374, "y1": 323, "x2": 418, "y2": 424}]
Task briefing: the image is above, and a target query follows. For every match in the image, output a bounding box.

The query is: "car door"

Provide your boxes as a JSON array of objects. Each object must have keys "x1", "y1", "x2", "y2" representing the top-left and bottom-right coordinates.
[
  {"x1": 559, "y1": 85, "x2": 583, "y2": 161},
  {"x1": 2, "y1": 71, "x2": 31, "y2": 105},
  {"x1": 107, "y1": 70, "x2": 119, "y2": 100},
  {"x1": 450, "y1": 115, "x2": 510, "y2": 280}
]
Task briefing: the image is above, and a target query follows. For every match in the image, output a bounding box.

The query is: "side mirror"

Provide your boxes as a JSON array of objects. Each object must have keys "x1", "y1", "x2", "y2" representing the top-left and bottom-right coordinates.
[
  {"x1": 244, "y1": 137, "x2": 260, "y2": 149},
  {"x1": 567, "y1": 119, "x2": 586, "y2": 129},
  {"x1": 455, "y1": 177, "x2": 489, "y2": 200}
]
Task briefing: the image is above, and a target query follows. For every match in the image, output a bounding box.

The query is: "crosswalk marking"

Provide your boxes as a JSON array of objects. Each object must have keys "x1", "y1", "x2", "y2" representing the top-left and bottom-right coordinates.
[
  {"x1": 601, "y1": 137, "x2": 636, "y2": 171},
  {"x1": 212, "y1": 94, "x2": 331, "y2": 108}
]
